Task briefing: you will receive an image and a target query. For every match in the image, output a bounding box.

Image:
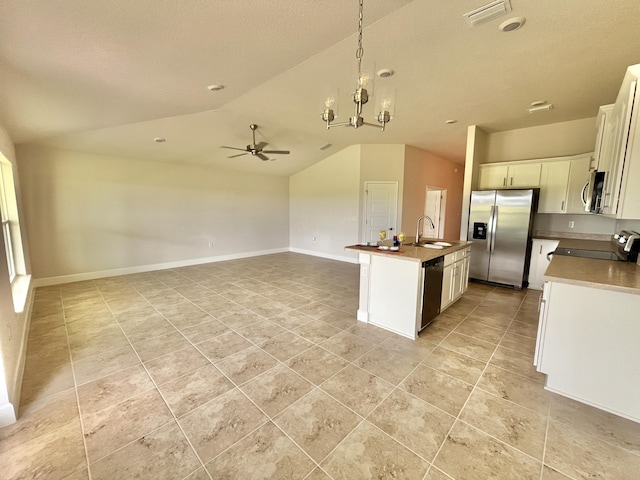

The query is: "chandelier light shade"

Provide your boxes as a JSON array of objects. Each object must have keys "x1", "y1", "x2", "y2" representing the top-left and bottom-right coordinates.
[{"x1": 320, "y1": 0, "x2": 394, "y2": 131}]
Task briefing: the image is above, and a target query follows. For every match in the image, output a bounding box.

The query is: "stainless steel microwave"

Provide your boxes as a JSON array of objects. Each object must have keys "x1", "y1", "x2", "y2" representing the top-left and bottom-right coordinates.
[{"x1": 584, "y1": 170, "x2": 605, "y2": 213}]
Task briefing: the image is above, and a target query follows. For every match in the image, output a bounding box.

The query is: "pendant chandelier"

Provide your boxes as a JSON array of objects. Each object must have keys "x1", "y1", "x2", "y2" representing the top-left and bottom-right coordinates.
[{"x1": 320, "y1": 0, "x2": 395, "y2": 131}]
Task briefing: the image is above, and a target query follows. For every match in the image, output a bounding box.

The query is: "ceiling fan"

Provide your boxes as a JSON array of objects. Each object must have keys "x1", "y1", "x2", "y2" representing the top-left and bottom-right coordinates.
[{"x1": 221, "y1": 124, "x2": 290, "y2": 161}]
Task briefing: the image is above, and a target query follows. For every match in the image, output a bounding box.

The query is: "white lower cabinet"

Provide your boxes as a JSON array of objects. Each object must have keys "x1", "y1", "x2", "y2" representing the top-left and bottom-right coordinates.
[
  {"x1": 528, "y1": 239, "x2": 559, "y2": 290},
  {"x1": 441, "y1": 247, "x2": 471, "y2": 312},
  {"x1": 535, "y1": 281, "x2": 640, "y2": 423}
]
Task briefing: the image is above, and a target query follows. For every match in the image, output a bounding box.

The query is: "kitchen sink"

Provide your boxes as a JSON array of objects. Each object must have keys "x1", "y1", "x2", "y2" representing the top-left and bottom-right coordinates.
[{"x1": 411, "y1": 241, "x2": 453, "y2": 248}]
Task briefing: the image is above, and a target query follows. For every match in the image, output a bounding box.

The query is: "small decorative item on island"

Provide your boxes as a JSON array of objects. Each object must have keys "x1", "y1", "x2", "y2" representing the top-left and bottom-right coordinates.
[
  {"x1": 393, "y1": 235, "x2": 399, "y2": 247},
  {"x1": 397, "y1": 232, "x2": 406, "y2": 245},
  {"x1": 379, "y1": 230, "x2": 387, "y2": 245}
]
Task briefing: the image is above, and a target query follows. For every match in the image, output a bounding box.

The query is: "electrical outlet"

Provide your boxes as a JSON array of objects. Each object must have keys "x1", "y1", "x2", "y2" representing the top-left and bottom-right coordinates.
[{"x1": 568, "y1": 221, "x2": 575, "y2": 229}]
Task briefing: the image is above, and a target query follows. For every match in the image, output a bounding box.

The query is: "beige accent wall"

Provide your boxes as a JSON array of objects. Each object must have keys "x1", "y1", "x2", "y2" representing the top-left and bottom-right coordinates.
[
  {"x1": 289, "y1": 145, "x2": 361, "y2": 260},
  {"x1": 403, "y1": 146, "x2": 465, "y2": 240},
  {"x1": 17, "y1": 145, "x2": 289, "y2": 279},
  {"x1": 484, "y1": 117, "x2": 597, "y2": 163}
]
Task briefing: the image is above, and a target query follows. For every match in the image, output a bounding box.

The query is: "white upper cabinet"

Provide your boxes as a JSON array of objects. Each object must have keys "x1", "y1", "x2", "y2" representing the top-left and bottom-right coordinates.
[
  {"x1": 601, "y1": 64, "x2": 640, "y2": 218},
  {"x1": 478, "y1": 162, "x2": 541, "y2": 189},
  {"x1": 591, "y1": 104, "x2": 614, "y2": 172},
  {"x1": 539, "y1": 161, "x2": 570, "y2": 213}
]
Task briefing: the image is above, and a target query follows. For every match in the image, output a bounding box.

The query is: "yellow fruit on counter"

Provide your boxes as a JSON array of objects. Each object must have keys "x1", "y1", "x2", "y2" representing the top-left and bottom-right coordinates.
[
  {"x1": 379, "y1": 230, "x2": 387, "y2": 240},
  {"x1": 398, "y1": 232, "x2": 406, "y2": 242}
]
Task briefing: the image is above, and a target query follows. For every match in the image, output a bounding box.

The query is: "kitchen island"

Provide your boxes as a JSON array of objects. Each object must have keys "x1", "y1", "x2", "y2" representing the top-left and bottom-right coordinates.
[
  {"x1": 345, "y1": 240, "x2": 472, "y2": 340},
  {"x1": 535, "y1": 238, "x2": 640, "y2": 423}
]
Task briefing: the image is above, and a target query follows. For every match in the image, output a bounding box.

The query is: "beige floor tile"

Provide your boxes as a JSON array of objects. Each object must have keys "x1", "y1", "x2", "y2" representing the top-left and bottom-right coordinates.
[
  {"x1": 489, "y1": 345, "x2": 545, "y2": 381},
  {"x1": 440, "y1": 332, "x2": 497, "y2": 362},
  {"x1": 459, "y1": 389, "x2": 547, "y2": 460},
  {"x1": 268, "y1": 309, "x2": 314, "y2": 330},
  {"x1": 131, "y1": 330, "x2": 191, "y2": 362},
  {"x1": 476, "y1": 365, "x2": 550, "y2": 416},
  {"x1": 434, "y1": 421, "x2": 541, "y2": 480},
  {"x1": 144, "y1": 346, "x2": 210, "y2": 385},
  {"x1": 247, "y1": 300, "x2": 292, "y2": 318},
  {"x1": 177, "y1": 318, "x2": 229, "y2": 343},
  {"x1": 195, "y1": 330, "x2": 252, "y2": 362},
  {"x1": 320, "y1": 330, "x2": 375, "y2": 362},
  {"x1": 0, "y1": 419, "x2": 86, "y2": 480},
  {"x1": 193, "y1": 295, "x2": 246, "y2": 318},
  {"x1": 179, "y1": 387, "x2": 267, "y2": 463},
  {"x1": 287, "y1": 346, "x2": 348, "y2": 385},
  {"x1": 73, "y1": 345, "x2": 141, "y2": 386},
  {"x1": 380, "y1": 334, "x2": 437, "y2": 363},
  {"x1": 236, "y1": 318, "x2": 286, "y2": 344},
  {"x1": 20, "y1": 355, "x2": 75, "y2": 405},
  {"x1": 424, "y1": 467, "x2": 455, "y2": 480},
  {"x1": 214, "y1": 346, "x2": 278, "y2": 385},
  {"x1": 293, "y1": 318, "x2": 342, "y2": 344},
  {"x1": 157, "y1": 364, "x2": 233, "y2": 418},
  {"x1": 82, "y1": 388, "x2": 173, "y2": 462},
  {"x1": 422, "y1": 346, "x2": 486, "y2": 385},
  {"x1": 453, "y1": 319, "x2": 505, "y2": 344},
  {"x1": 549, "y1": 394, "x2": 640, "y2": 456},
  {"x1": 183, "y1": 467, "x2": 211, "y2": 480},
  {"x1": 77, "y1": 364, "x2": 154, "y2": 416},
  {"x1": 499, "y1": 330, "x2": 537, "y2": 356},
  {"x1": 215, "y1": 310, "x2": 262, "y2": 329},
  {"x1": 541, "y1": 465, "x2": 574, "y2": 479},
  {"x1": 260, "y1": 331, "x2": 314, "y2": 361},
  {"x1": 205, "y1": 422, "x2": 315, "y2": 479},
  {"x1": 545, "y1": 420, "x2": 640, "y2": 480},
  {"x1": 321, "y1": 420, "x2": 429, "y2": 479},
  {"x1": 368, "y1": 388, "x2": 455, "y2": 462},
  {"x1": 1, "y1": 388, "x2": 78, "y2": 455},
  {"x1": 320, "y1": 364, "x2": 394, "y2": 417},
  {"x1": 418, "y1": 324, "x2": 454, "y2": 344},
  {"x1": 305, "y1": 468, "x2": 333, "y2": 479},
  {"x1": 464, "y1": 309, "x2": 513, "y2": 330},
  {"x1": 400, "y1": 365, "x2": 472, "y2": 416},
  {"x1": 156, "y1": 303, "x2": 215, "y2": 330},
  {"x1": 118, "y1": 314, "x2": 177, "y2": 343},
  {"x1": 240, "y1": 363, "x2": 313, "y2": 417},
  {"x1": 274, "y1": 388, "x2": 360, "y2": 462},
  {"x1": 346, "y1": 322, "x2": 399, "y2": 344},
  {"x1": 89, "y1": 421, "x2": 201, "y2": 480},
  {"x1": 354, "y1": 346, "x2": 419, "y2": 385}
]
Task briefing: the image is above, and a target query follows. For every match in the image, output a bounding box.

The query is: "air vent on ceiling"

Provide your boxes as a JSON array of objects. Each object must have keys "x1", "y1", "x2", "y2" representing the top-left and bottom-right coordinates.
[{"x1": 463, "y1": 0, "x2": 512, "y2": 27}]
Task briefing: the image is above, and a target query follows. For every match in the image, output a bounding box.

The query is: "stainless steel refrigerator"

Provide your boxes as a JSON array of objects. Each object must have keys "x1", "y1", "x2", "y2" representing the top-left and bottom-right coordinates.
[{"x1": 467, "y1": 189, "x2": 537, "y2": 289}]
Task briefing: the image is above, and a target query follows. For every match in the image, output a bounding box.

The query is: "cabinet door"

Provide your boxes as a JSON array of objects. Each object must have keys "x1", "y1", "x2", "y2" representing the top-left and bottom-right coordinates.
[
  {"x1": 538, "y1": 161, "x2": 570, "y2": 213},
  {"x1": 528, "y1": 239, "x2": 559, "y2": 290},
  {"x1": 566, "y1": 155, "x2": 591, "y2": 214},
  {"x1": 592, "y1": 104, "x2": 614, "y2": 172},
  {"x1": 452, "y1": 261, "x2": 464, "y2": 300},
  {"x1": 441, "y1": 263, "x2": 454, "y2": 310},
  {"x1": 478, "y1": 164, "x2": 509, "y2": 189},
  {"x1": 509, "y1": 163, "x2": 542, "y2": 187}
]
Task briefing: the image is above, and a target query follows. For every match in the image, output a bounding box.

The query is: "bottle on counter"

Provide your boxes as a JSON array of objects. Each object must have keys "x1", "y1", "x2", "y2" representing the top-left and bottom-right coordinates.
[{"x1": 393, "y1": 235, "x2": 399, "y2": 247}]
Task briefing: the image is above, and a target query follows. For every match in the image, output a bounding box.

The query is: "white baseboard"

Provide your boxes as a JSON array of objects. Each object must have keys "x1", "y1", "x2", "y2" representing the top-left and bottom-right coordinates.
[
  {"x1": 32, "y1": 248, "x2": 290, "y2": 287},
  {"x1": 0, "y1": 402, "x2": 17, "y2": 428},
  {"x1": 357, "y1": 309, "x2": 369, "y2": 322},
  {"x1": 289, "y1": 248, "x2": 358, "y2": 264}
]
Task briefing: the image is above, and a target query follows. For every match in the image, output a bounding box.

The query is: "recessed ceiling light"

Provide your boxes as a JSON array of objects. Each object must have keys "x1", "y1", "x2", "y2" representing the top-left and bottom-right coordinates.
[
  {"x1": 377, "y1": 69, "x2": 395, "y2": 78},
  {"x1": 499, "y1": 16, "x2": 526, "y2": 32},
  {"x1": 207, "y1": 84, "x2": 225, "y2": 92},
  {"x1": 445, "y1": 119, "x2": 458, "y2": 125},
  {"x1": 153, "y1": 137, "x2": 166, "y2": 143}
]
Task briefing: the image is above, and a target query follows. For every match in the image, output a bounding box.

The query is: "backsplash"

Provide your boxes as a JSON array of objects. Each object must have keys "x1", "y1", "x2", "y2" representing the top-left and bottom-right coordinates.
[{"x1": 534, "y1": 213, "x2": 616, "y2": 235}]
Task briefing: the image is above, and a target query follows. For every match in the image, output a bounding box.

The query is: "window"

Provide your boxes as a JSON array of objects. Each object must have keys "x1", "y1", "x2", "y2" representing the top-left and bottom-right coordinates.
[{"x1": 0, "y1": 161, "x2": 17, "y2": 282}]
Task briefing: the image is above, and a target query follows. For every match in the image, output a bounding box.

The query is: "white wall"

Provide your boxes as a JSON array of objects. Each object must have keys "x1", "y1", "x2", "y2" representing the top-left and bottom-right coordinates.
[
  {"x1": 289, "y1": 145, "x2": 361, "y2": 262},
  {"x1": 17, "y1": 145, "x2": 290, "y2": 281},
  {"x1": 484, "y1": 118, "x2": 597, "y2": 163},
  {"x1": 0, "y1": 123, "x2": 33, "y2": 426}
]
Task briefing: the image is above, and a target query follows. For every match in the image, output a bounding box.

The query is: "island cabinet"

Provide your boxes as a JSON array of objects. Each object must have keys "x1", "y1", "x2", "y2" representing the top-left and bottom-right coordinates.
[
  {"x1": 535, "y1": 280, "x2": 640, "y2": 423},
  {"x1": 527, "y1": 239, "x2": 559, "y2": 290},
  {"x1": 346, "y1": 242, "x2": 472, "y2": 340},
  {"x1": 441, "y1": 247, "x2": 471, "y2": 311}
]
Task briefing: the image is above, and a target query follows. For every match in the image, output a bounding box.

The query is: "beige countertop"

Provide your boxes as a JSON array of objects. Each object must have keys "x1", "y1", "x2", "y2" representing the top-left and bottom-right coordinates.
[
  {"x1": 345, "y1": 240, "x2": 471, "y2": 263},
  {"x1": 543, "y1": 238, "x2": 640, "y2": 295}
]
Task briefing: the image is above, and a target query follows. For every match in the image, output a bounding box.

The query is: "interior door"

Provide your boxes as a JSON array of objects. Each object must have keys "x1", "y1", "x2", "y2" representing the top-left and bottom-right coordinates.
[
  {"x1": 363, "y1": 182, "x2": 398, "y2": 243},
  {"x1": 424, "y1": 187, "x2": 446, "y2": 238}
]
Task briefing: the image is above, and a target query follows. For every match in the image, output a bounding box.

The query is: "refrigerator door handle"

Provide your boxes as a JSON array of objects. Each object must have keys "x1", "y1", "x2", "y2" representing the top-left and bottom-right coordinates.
[
  {"x1": 490, "y1": 206, "x2": 498, "y2": 253},
  {"x1": 487, "y1": 205, "x2": 495, "y2": 253}
]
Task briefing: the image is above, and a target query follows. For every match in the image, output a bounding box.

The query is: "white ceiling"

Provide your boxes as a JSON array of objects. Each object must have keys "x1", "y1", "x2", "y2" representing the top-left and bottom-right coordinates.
[{"x1": 1, "y1": 0, "x2": 640, "y2": 176}]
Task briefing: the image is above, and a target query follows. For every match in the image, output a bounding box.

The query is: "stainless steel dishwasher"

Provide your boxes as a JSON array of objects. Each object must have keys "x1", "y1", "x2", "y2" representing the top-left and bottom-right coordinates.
[{"x1": 420, "y1": 256, "x2": 443, "y2": 330}]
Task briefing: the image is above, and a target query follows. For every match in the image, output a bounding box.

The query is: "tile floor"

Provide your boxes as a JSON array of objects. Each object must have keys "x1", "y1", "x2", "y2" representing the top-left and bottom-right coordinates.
[{"x1": 2, "y1": 252, "x2": 640, "y2": 479}]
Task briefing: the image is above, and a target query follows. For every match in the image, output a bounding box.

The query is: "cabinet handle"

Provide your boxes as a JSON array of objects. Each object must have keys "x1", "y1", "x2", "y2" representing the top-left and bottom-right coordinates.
[
  {"x1": 503, "y1": 177, "x2": 506, "y2": 187},
  {"x1": 510, "y1": 177, "x2": 513, "y2": 186},
  {"x1": 539, "y1": 245, "x2": 543, "y2": 255},
  {"x1": 561, "y1": 200, "x2": 565, "y2": 211}
]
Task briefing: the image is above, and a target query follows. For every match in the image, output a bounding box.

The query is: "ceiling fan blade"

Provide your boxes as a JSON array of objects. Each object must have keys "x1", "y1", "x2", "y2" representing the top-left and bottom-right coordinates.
[
  {"x1": 221, "y1": 146, "x2": 248, "y2": 152},
  {"x1": 255, "y1": 141, "x2": 269, "y2": 150},
  {"x1": 262, "y1": 150, "x2": 290, "y2": 155},
  {"x1": 227, "y1": 152, "x2": 248, "y2": 158},
  {"x1": 257, "y1": 152, "x2": 270, "y2": 161}
]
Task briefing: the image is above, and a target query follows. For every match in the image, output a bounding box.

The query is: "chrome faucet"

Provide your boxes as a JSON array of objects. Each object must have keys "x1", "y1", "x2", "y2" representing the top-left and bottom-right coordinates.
[{"x1": 415, "y1": 215, "x2": 435, "y2": 245}]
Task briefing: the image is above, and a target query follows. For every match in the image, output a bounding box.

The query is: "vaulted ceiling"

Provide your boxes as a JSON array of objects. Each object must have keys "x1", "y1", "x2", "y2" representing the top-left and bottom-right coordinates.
[{"x1": 1, "y1": 0, "x2": 640, "y2": 175}]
